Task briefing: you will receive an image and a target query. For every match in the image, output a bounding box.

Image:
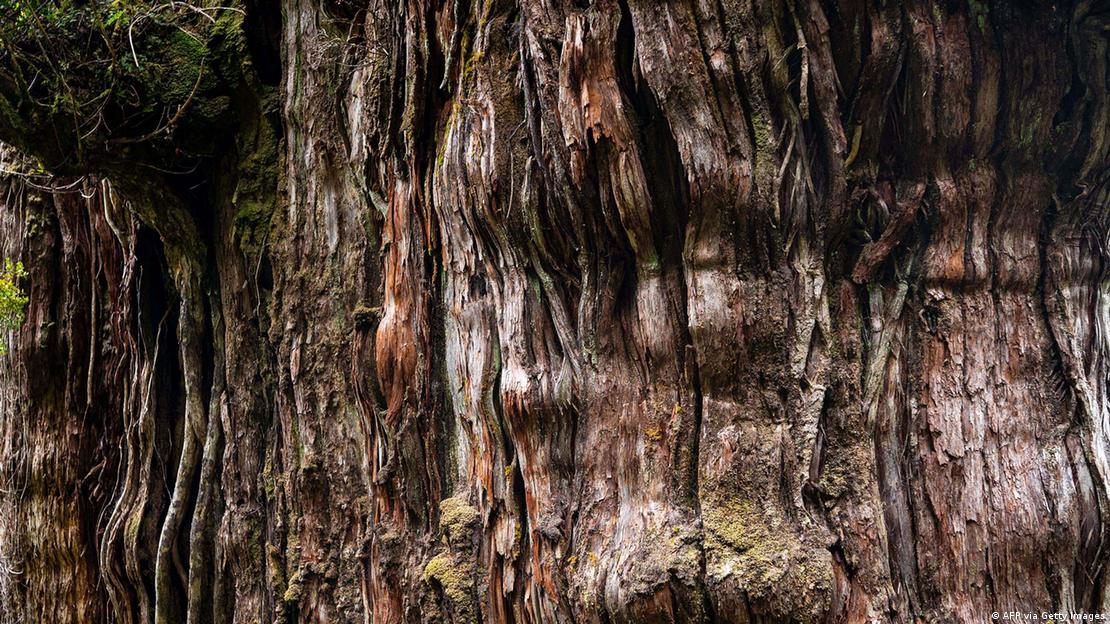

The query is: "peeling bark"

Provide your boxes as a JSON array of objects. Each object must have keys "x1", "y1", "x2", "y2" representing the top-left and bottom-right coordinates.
[{"x1": 0, "y1": 0, "x2": 1108, "y2": 623}]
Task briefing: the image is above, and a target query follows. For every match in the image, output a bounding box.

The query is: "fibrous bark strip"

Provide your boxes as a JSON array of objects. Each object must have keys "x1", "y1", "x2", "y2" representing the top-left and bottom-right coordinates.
[{"x1": 0, "y1": 1, "x2": 1107, "y2": 623}]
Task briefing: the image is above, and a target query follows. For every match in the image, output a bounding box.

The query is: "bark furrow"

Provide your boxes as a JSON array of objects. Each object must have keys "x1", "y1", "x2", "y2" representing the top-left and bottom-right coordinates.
[{"x1": 0, "y1": 1, "x2": 1107, "y2": 623}]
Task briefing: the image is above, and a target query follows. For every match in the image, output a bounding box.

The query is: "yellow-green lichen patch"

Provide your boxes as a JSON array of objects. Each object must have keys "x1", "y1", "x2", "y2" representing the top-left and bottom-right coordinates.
[
  {"x1": 751, "y1": 111, "x2": 772, "y2": 156},
  {"x1": 703, "y1": 498, "x2": 788, "y2": 571},
  {"x1": 702, "y1": 495, "x2": 832, "y2": 619}
]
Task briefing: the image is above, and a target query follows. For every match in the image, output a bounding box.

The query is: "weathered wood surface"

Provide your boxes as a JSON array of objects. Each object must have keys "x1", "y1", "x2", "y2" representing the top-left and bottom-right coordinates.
[{"x1": 0, "y1": 1, "x2": 1107, "y2": 622}]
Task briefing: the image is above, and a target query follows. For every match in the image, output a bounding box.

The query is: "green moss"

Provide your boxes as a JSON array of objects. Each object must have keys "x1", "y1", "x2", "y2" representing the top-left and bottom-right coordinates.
[
  {"x1": 461, "y1": 45, "x2": 485, "y2": 87},
  {"x1": 0, "y1": 96, "x2": 24, "y2": 139},
  {"x1": 232, "y1": 110, "x2": 279, "y2": 257},
  {"x1": 0, "y1": 1, "x2": 251, "y2": 171},
  {"x1": 163, "y1": 30, "x2": 208, "y2": 98},
  {"x1": 968, "y1": 0, "x2": 989, "y2": 34},
  {"x1": 435, "y1": 102, "x2": 459, "y2": 169},
  {"x1": 262, "y1": 456, "x2": 277, "y2": 501}
]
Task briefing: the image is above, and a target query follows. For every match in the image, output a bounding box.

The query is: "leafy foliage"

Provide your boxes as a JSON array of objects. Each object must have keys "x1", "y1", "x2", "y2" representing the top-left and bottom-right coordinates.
[{"x1": 0, "y1": 258, "x2": 27, "y2": 354}]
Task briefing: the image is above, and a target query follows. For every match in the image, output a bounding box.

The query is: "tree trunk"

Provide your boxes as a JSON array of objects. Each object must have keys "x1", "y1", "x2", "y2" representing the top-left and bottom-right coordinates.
[{"x1": 0, "y1": 0, "x2": 1107, "y2": 622}]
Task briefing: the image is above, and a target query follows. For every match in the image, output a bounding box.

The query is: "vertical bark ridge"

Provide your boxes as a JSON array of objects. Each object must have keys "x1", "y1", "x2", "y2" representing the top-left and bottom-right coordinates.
[{"x1": 0, "y1": 1, "x2": 1107, "y2": 623}]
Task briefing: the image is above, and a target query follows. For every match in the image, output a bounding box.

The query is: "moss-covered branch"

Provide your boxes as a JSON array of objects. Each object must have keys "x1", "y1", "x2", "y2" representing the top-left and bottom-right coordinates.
[{"x1": 0, "y1": 0, "x2": 250, "y2": 174}]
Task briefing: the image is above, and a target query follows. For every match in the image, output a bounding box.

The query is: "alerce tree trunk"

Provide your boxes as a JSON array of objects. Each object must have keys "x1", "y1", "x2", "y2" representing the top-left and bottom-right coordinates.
[{"x1": 0, "y1": 0, "x2": 1107, "y2": 622}]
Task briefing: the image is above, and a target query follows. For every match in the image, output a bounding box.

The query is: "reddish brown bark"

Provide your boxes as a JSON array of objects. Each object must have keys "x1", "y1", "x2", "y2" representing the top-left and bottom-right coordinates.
[{"x1": 0, "y1": 1, "x2": 1108, "y2": 623}]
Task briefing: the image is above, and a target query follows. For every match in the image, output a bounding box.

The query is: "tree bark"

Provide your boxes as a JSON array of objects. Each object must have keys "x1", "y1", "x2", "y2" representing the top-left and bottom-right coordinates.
[{"x1": 0, "y1": 0, "x2": 1107, "y2": 623}]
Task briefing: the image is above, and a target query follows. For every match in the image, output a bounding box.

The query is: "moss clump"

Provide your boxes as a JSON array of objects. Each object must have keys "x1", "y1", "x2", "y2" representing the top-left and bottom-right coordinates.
[
  {"x1": 161, "y1": 30, "x2": 208, "y2": 100},
  {"x1": 815, "y1": 440, "x2": 871, "y2": 499},
  {"x1": 438, "y1": 496, "x2": 479, "y2": 545},
  {"x1": 421, "y1": 496, "x2": 481, "y2": 621},
  {"x1": 423, "y1": 554, "x2": 477, "y2": 622},
  {"x1": 423, "y1": 554, "x2": 469, "y2": 601},
  {"x1": 439, "y1": 496, "x2": 479, "y2": 528}
]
